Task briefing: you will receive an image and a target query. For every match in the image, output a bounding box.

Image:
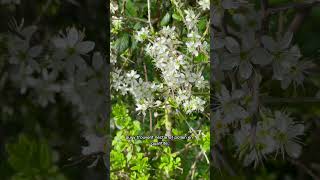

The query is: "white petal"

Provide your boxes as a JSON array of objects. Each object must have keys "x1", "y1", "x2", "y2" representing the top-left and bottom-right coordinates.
[
  {"x1": 28, "y1": 45, "x2": 42, "y2": 57},
  {"x1": 261, "y1": 35, "x2": 276, "y2": 52},
  {"x1": 92, "y1": 52, "x2": 103, "y2": 70},
  {"x1": 225, "y1": 36, "x2": 240, "y2": 53},
  {"x1": 286, "y1": 141, "x2": 302, "y2": 158},
  {"x1": 53, "y1": 38, "x2": 67, "y2": 49},
  {"x1": 67, "y1": 27, "x2": 79, "y2": 46},
  {"x1": 239, "y1": 61, "x2": 252, "y2": 79},
  {"x1": 251, "y1": 48, "x2": 272, "y2": 65},
  {"x1": 76, "y1": 41, "x2": 95, "y2": 54}
]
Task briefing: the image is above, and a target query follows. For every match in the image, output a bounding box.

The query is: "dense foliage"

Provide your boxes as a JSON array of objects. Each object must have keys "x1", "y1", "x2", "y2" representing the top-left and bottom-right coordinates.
[
  {"x1": 0, "y1": 0, "x2": 320, "y2": 180},
  {"x1": 110, "y1": 0, "x2": 210, "y2": 179}
]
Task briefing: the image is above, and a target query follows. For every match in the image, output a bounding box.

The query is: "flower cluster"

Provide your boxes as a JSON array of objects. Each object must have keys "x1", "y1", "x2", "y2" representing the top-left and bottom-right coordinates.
[
  {"x1": 110, "y1": 1, "x2": 210, "y2": 177},
  {"x1": 211, "y1": 1, "x2": 312, "y2": 167},
  {"x1": 111, "y1": 68, "x2": 163, "y2": 115},
  {"x1": 3, "y1": 19, "x2": 107, "y2": 160},
  {"x1": 112, "y1": 5, "x2": 209, "y2": 115}
]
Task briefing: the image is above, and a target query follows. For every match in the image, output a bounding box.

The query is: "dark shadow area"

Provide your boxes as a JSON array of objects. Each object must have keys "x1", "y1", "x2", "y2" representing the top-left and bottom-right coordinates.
[{"x1": 0, "y1": 0, "x2": 108, "y2": 179}]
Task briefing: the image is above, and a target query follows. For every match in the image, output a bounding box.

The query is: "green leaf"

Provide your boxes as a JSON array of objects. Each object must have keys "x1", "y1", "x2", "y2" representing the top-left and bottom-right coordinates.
[
  {"x1": 194, "y1": 53, "x2": 207, "y2": 62},
  {"x1": 5, "y1": 135, "x2": 64, "y2": 179},
  {"x1": 125, "y1": 0, "x2": 138, "y2": 17},
  {"x1": 198, "y1": 18, "x2": 207, "y2": 31},
  {"x1": 172, "y1": 13, "x2": 182, "y2": 21},
  {"x1": 115, "y1": 34, "x2": 130, "y2": 53},
  {"x1": 160, "y1": 13, "x2": 171, "y2": 26},
  {"x1": 39, "y1": 142, "x2": 52, "y2": 169},
  {"x1": 126, "y1": 151, "x2": 133, "y2": 161}
]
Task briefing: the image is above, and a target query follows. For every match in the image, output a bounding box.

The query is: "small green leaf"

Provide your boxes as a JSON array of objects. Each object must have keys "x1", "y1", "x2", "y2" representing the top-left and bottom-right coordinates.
[
  {"x1": 172, "y1": 13, "x2": 182, "y2": 21},
  {"x1": 39, "y1": 142, "x2": 52, "y2": 169},
  {"x1": 115, "y1": 34, "x2": 130, "y2": 53},
  {"x1": 160, "y1": 13, "x2": 171, "y2": 26},
  {"x1": 198, "y1": 18, "x2": 207, "y2": 31},
  {"x1": 194, "y1": 53, "x2": 207, "y2": 62},
  {"x1": 125, "y1": 0, "x2": 138, "y2": 17}
]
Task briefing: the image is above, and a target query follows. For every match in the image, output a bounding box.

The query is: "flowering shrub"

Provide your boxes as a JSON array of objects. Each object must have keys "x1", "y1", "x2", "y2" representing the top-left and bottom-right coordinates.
[
  {"x1": 0, "y1": 0, "x2": 320, "y2": 179},
  {"x1": 110, "y1": 0, "x2": 210, "y2": 179},
  {"x1": 211, "y1": 0, "x2": 320, "y2": 178}
]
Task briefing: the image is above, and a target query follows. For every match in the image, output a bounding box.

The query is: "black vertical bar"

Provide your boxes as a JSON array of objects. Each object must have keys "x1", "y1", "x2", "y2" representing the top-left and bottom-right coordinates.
[
  {"x1": 210, "y1": 0, "x2": 214, "y2": 179},
  {"x1": 106, "y1": 0, "x2": 111, "y2": 179}
]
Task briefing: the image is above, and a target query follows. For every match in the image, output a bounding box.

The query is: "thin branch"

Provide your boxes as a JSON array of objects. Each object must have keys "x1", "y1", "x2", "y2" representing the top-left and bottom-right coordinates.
[
  {"x1": 62, "y1": 152, "x2": 104, "y2": 168},
  {"x1": 187, "y1": 152, "x2": 203, "y2": 180},
  {"x1": 143, "y1": 62, "x2": 153, "y2": 131},
  {"x1": 212, "y1": 147, "x2": 237, "y2": 176},
  {"x1": 277, "y1": 11, "x2": 284, "y2": 40},
  {"x1": 147, "y1": 0, "x2": 154, "y2": 31},
  {"x1": 288, "y1": 7, "x2": 312, "y2": 33},
  {"x1": 260, "y1": 0, "x2": 270, "y2": 34},
  {"x1": 249, "y1": 71, "x2": 261, "y2": 146},
  {"x1": 261, "y1": 0, "x2": 269, "y2": 11},
  {"x1": 266, "y1": 1, "x2": 317, "y2": 33},
  {"x1": 173, "y1": 142, "x2": 194, "y2": 156},
  {"x1": 288, "y1": 158, "x2": 320, "y2": 180},
  {"x1": 32, "y1": 0, "x2": 53, "y2": 25},
  {"x1": 262, "y1": 97, "x2": 320, "y2": 104},
  {"x1": 121, "y1": 16, "x2": 159, "y2": 24},
  {"x1": 269, "y1": 1, "x2": 320, "y2": 14}
]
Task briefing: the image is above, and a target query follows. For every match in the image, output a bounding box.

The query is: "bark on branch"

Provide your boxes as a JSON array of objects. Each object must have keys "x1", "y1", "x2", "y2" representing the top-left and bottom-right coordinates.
[{"x1": 288, "y1": 7, "x2": 312, "y2": 33}]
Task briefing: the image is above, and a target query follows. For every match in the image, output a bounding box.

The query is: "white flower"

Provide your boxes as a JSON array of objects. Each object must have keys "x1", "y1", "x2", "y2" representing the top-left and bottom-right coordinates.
[
  {"x1": 135, "y1": 27, "x2": 149, "y2": 42},
  {"x1": 176, "y1": 89, "x2": 191, "y2": 105},
  {"x1": 110, "y1": 1, "x2": 118, "y2": 14},
  {"x1": 186, "y1": 32, "x2": 202, "y2": 56},
  {"x1": 154, "y1": 100, "x2": 162, "y2": 107},
  {"x1": 273, "y1": 111, "x2": 304, "y2": 158},
  {"x1": 8, "y1": 39, "x2": 42, "y2": 73},
  {"x1": 31, "y1": 69, "x2": 61, "y2": 107},
  {"x1": 187, "y1": 31, "x2": 201, "y2": 39},
  {"x1": 186, "y1": 41, "x2": 201, "y2": 56},
  {"x1": 110, "y1": 46, "x2": 117, "y2": 65},
  {"x1": 136, "y1": 103, "x2": 147, "y2": 112},
  {"x1": 184, "y1": 9, "x2": 199, "y2": 30},
  {"x1": 160, "y1": 26, "x2": 177, "y2": 39},
  {"x1": 183, "y1": 96, "x2": 206, "y2": 114},
  {"x1": 52, "y1": 27, "x2": 95, "y2": 72},
  {"x1": 111, "y1": 16, "x2": 123, "y2": 33},
  {"x1": 126, "y1": 70, "x2": 140, "y2": 79},
  {"x1": 198, "y1": 0, "x2": 210, "y2": 11},
  {"x1": 111, "y1": 68, "x2": 129, "y2": 95},
  {"x1": 135, "y1": 100, "x2": 153, "y2": 116},
  {"x1": 82, "y1": 133, "x2": 106, "y2": 155}
]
